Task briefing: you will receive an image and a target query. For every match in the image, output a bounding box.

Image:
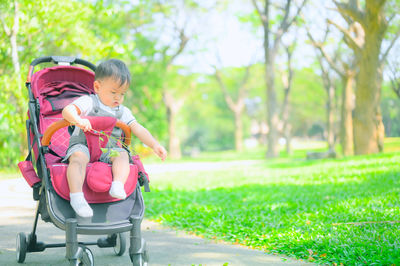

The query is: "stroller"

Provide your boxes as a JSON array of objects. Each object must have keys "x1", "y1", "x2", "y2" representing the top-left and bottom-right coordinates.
[{"x1": 17, "y1": 56, "x2": 150, "y2": 265}]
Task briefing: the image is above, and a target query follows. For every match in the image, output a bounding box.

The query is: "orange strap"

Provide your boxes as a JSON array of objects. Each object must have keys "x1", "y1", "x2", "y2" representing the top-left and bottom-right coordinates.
[{"x1": 41, "y1": 119, "x2": 131, "y2": 146}]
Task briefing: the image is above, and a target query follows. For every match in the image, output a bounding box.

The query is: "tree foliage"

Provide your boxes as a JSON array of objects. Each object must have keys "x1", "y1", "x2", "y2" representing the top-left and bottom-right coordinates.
[{"x1": 1, "y1": 0, "x2": 400, "y2": 168}]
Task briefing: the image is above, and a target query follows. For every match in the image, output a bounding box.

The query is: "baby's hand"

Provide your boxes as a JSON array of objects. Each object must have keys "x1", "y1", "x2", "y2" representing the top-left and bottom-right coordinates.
[
  {"x1": 153, "y1": 144, "x2": 167, "y2": 161},
  {"x1": 76, "y1": 118, "x2": 92, "y2": 132}
]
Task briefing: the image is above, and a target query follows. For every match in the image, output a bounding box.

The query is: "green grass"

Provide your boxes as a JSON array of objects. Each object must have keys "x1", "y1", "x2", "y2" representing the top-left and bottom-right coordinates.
[
  {"x1": 3, "y1": 138, "x2": 400, "y2": 263},
  {"x1": 144, "y1": 151, "x2": 400, "y2": 264}
]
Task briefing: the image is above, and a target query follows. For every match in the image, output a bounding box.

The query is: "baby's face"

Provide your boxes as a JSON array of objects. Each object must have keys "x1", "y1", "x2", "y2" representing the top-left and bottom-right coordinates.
[{"x1": 94, "y1": 77, "x2": 129, "y2": 108}]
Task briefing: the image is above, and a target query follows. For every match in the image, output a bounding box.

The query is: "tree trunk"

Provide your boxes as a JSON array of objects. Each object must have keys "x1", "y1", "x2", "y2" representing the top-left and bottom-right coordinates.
[
  {"x1": 353, "y1": 6, "x2": 386, "y2": 154},
  {"x1": 234, "y1": 111, "x2": 243, "y2": 152},
  {"x1": 214, "y1": 67, "x2": 249, "y2": 152},
  {"x1": 284, "y1": 123, "x2": 292, "y2": 155},
  {"x1": 252, "y1": 0, "x2": 307, "y2": 158},
  {"x1": 265, "y1": 57, "x2": 279, "y2": 157},
  {"x1": 281, "y1": 46, "x2": 294, "y2": 156},
  {"x1": 3, "y1": 0, "x2": 26, "y2": 155},
  {"x1": 377, "y1": 66, "x2": 385, "y2": 152},
  {"x1": 166, "y1": 105, "x2": 182, "y2": 159},
  {"x1": 251, "y1": 0, "x2": 307, "y2": 158},
  {"x1": 326, "y1": 83, "x2": 335, "y2": 151},
  {"x1": 163, "y1": 91, "x2": 183, "y2": 159},
  {"x1": 282, "y1": 111, "x2": 292, "y2": 155},
  {"x1": 340, "y1": 71, "x2": 354, "y2": 156},
  {"x1": 10, "y1": 26, "x2": 20, "y2": 74}
]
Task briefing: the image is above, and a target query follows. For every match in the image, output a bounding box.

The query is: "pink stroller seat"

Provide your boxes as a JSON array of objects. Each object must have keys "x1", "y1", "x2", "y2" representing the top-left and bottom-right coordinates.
[
  {"x1": 48, "y1": 116, "x2": 138, "y2": 203},
  {"x1": 25, "y1": 65, "x2": 142, "y2": 203}
]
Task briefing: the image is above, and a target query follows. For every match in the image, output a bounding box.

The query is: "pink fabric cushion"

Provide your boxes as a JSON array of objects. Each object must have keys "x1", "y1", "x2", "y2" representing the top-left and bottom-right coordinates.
[
  {"x1": 86, "y1": 162, "x2": 112, "y2": 192},
  {"x1": 31, "y1": 66, "x2": 94, "y2": 99},
  {"x1": 40, "y1": 81, "x2": 91, "y2": 115},
  {"x1": 83, "y1": 116, "x2": 117, "y2": 163},
  {"x1": 49, "y1": 163, "x2": 138, "y2": 203}
]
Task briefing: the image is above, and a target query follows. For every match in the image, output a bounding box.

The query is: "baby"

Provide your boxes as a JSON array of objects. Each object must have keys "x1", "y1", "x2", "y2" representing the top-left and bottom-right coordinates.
[{"x1": 62, "y1": 59, "x2": 167, "y2": 217}]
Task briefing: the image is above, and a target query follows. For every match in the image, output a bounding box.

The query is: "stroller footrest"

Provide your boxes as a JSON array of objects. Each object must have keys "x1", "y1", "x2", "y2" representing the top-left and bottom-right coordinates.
[
  {"x1": 27, "y1": 241, "x2": 46, "y2": 253},
  {"x1": 97, "y1": 236, "x2": 116, "y2": 248}
]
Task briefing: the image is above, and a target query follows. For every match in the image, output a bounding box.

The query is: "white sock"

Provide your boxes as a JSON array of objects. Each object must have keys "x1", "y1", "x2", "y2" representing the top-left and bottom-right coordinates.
[
  {"x1": 70, "y1": 192, "x2": 93, "y2": 217},
  {"x1": 109, "y1": 181, "x2": 126, "y2": 199}
]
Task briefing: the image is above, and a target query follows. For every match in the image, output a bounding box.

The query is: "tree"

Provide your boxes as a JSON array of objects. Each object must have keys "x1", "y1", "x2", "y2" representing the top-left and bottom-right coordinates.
[
  {"x1": 289, "y1": 67, "x2": 326, "y2": 138},
  {"x1": 0, "y1": 0, "x2": 144, "y2": 166},
  {"x1": 162, "y1": 28, "x2": 190, "y2": 159},
  {"x1": 387, "y1": 45, "x2": 400, "y2": 98},
  {"x1": 214, "y1": 65, "x2": 252, "y2": 152},
  {"x1": 279, "y1": 44, "x2": 295, "y2": 155},
  {"x1": 182, "y1": 74, "x2": 240, "y2": 152},
  {"x1": 331, "y1": 0, "x2": 400, "y2": 154},
  {"x1": 251, "y1": 0, "x2": 308, "y2": 158},
  {"x1": 0, "y1": 0, "x2": 26, "y2": 156},
  {"x1": 127, "y1": 0, "x2": 204, "y2": 159},
  {"x1": 306, "y1": 25, "x2": 357, "y2": 155},
  {"x1": 1, "y1": 0, "x2": 20, "y2": 74},
  {"x1": 162, "y1": 67, "x2": 193, "y2": 159}
]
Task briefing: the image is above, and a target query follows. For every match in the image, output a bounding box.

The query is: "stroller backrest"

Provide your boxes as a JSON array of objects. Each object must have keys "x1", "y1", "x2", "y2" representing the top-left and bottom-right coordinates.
[{"x1": 30, "y1": 66, "x2": 95, "y2": 163}]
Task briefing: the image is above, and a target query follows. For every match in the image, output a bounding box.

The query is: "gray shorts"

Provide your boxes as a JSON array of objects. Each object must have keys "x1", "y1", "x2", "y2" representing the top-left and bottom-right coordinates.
[{"x1": 64, "y1": 144, "x2": 127, "y2": 164}]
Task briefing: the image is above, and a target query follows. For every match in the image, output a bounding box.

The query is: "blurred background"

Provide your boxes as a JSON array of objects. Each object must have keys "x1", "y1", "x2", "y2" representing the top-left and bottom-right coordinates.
[{"x1": 1, "y1": 0, "x2": 400, "y2": 167}]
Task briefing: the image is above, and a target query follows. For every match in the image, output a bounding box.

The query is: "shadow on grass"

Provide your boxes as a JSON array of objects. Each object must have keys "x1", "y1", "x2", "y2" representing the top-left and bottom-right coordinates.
[
  {"x1": 263, "y1": 158, "x2": 323, "y2": 169},
  {"x1": 266, "y1": 150, "x2": 400, "y2": 169},
  {"x1": 144, "y1": 169, "x2": 400, "y2": 264}
]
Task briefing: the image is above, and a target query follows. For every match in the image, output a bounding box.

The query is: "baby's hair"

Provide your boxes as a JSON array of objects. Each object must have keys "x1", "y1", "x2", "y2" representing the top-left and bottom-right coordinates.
[{"x1": 95, "y1": 59, "x2": 131, "y2": 87}]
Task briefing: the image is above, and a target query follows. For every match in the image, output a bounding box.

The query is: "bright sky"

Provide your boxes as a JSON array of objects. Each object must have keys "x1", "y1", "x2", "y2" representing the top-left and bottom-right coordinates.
[
  {"x1": 173, "y1": 0, "x2": 263, "y2": 74},
  {"x1": 163, "y1": 0, "x2": 399, "y2": 77},
  {"x1": 171, "y1": 0, "x2": 326, "y2": 74}
]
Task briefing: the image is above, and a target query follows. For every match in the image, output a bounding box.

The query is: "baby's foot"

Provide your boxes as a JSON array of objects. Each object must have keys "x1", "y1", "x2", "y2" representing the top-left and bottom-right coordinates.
[
  {"x1": 70, "y1": 192, "x2": 93, "y2": 217},
  {"x1": 109, "y1": 181, "x2": 127, "y2": 199}
]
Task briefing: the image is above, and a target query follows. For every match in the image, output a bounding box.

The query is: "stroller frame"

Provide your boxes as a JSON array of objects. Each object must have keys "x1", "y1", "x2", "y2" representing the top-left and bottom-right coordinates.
[{"x1": 18, "y1": 56, "x2": 149, "y2": 266}]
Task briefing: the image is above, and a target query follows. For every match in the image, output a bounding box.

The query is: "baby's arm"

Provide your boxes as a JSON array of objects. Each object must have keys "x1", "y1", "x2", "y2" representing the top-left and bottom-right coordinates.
[
  {"x1": 130, "y1": 121, "x2": 167, "y2": 160},
  {"x1": 62, "y1": 104, "x2": 92, "y2": 132}
]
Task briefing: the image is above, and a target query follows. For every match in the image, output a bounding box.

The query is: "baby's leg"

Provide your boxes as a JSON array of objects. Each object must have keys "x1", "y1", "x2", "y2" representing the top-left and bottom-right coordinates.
[
  {"x1": 67, "y1": 151, "x2": 89, "y2": 193},
  {"x1": 67, "y1": 151, "x2": 92, "y2": 217},
  {"x1": 109, "y1": 151, "x2": 130, "y2": 199}
]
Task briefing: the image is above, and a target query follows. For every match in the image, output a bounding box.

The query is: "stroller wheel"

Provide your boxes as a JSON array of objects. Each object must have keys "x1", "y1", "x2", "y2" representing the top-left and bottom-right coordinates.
[
  {"x1": 130, "y1": 240, "x2": 148, "y2": 266},
  {"x1": 130, "y1": 254, "x2": 148, "y2": 266},
  {"x1": 144, "y1": 249, "x2": 149, "y2": 262},
  {"x1": 142, "y1": 240, "x2": 149, "y2": 262},
  {"x1": 70, "y1": 245, "x2": 94, "y2": 266},
  {"x1": 16, "y1": 232, "x2": 28, "y2": 263},
  {"x1": 113, "y1": 233, "x2": 126, "y2": 256},
  {"x1": 80, "y1": 246, "x2": 94, "y2": 266}
]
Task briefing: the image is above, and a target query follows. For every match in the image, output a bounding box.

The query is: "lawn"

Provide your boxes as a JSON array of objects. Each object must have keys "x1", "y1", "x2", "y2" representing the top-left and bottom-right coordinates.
[
  {"x1": 143, "y1": 148, "x2": 400, "y2": 264},
  {"x1": 3, "y1": 138, "x2": 400, "y2": 264}
]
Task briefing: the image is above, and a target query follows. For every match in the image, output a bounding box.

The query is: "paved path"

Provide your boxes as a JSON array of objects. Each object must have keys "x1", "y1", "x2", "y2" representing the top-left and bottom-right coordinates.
[{"x1": 0, "y1": 166, "x2": 313, "y2": 265}]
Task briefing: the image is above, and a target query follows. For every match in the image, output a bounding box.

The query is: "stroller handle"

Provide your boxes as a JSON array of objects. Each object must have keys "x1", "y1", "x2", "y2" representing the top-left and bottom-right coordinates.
[
  {"x1": 27, "y1": 56, "x2": 96, "y2": 82},
  {"x1": 41, "y1": 119, "x2": 132, "y2": 147}
]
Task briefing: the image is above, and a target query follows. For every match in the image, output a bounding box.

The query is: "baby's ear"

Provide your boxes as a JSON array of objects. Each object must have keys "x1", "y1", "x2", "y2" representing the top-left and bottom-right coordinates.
[{"x1": 93, "y1": 80, "x2": 100, "y2": 92}]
